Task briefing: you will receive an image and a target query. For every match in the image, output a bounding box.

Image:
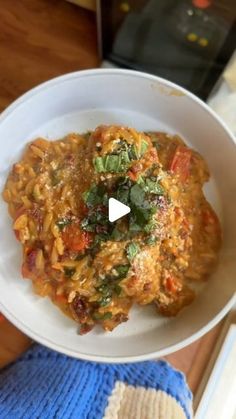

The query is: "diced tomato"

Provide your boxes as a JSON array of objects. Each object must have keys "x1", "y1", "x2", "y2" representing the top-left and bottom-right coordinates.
[
  {"x1": 62, "y1": 224, "x2": 91, "y2": 251},
  {"x1": 165, "y1": 276, "x2": 179, "y2": 294},
  {"x1": 127, "y1": 170, "x2": 138, "y2": 181},
  {"x1": 169, "y1": 146, "x2": 192, "y2": 181}
]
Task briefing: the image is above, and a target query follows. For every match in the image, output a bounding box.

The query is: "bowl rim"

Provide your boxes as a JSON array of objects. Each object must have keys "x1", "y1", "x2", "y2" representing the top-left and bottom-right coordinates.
[{"x1": 0, "y1": 68, "x2": 235, "y2": 363}]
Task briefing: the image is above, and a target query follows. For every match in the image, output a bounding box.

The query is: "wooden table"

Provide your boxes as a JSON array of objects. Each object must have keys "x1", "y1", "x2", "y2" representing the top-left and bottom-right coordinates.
[{"x1": 0, "y1": 0, "x2": 222, "y2": 396}]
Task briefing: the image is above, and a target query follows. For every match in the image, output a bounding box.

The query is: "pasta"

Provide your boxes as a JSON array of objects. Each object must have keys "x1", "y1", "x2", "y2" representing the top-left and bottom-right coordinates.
[{"x1": 3, "y1": 126, "x2": 221, "y2": 334}]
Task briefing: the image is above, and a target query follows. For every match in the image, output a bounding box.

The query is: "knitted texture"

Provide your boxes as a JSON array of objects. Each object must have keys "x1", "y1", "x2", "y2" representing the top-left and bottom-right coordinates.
[{"x1": 0, "y1": 345, "x2": 192, "y2": 419}]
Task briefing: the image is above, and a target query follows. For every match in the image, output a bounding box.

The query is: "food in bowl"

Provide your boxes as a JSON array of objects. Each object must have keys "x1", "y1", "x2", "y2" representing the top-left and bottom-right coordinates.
[{"x1": 3, "y1": 125, "x2": 221, "y2": 334}]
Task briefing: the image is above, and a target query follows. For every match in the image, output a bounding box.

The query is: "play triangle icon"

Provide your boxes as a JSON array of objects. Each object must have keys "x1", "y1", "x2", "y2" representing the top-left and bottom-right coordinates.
[{"x1": 108, "y1": 198, "x2": 130, "y2": 222}]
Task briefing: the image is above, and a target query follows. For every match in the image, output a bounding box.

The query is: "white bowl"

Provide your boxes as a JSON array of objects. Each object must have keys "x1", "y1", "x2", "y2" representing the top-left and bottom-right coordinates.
[{"x1": 0, "y1": 69, "x2": 235, "y2": 363}]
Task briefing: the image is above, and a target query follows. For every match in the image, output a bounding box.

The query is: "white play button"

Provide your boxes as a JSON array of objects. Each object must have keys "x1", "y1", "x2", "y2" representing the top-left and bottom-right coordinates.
[{"x1": 108, "y1": 198, "x2": 130, "y2": 222}]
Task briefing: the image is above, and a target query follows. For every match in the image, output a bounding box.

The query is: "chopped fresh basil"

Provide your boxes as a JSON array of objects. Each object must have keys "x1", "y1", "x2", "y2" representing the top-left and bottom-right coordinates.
[
  {"x1": 92, "y1": 311, "x2": 112, "y2": 321},
  {"x1": 140, "y1": 140, "x2": 148, "y2": 155},
  {"x1": 97, "y1": 283, "x2": 111, "y2": 296},
  {"x1": 63, "y1": 267, "x2": 76, "y2": 278},
  {"x1": 130, "y1": 205, "x2": 151, "y2": 227},
  {"x1": 117, "y1": 188, "x2": 130, "y2": 205},
  {"x1": 144, "y1": 218, "x2": 157, "y2": 233},
  {"x1": 128, "y1": 144, "x2": 139, "y2": 160},
  {"x1": 138, "y1": 176, "x2": 164, "y2": 195},
  {"x1": 93, "y1": 157, "x2": 105, "y2": 172},
  {"x1": 129, "y1": 140, "x2": 148, "y2": 160},
  {"x1": 105, "y1": 154, "x2": 121, "y2": 172},
  {"x1": 130, "y1": 184, "x2": 145, "y2": 206},
  {"x1": 93, "y1": 139, "x2": 148, "y2": 174},
  {"x1": 95, "y1": 264, "x2": 129, "y2": 305},
  {"x1": 56, "y1": 218, "x2": 72, "y2": 231},
  {"x1": 129, "y1": 220, "x2": 143, "y2": 232},
  {"x1": 115, "y1": 264, "x2": 130, "y2": 279},
  {"x1": 81, "y1": 170, "x2": 165, "y2": 254},
  {"x1": 110, "y1": 226, "x2": 126, "y2": 241},
  {"x1": 94, "y1": 152, "x2": 131, "y2": 174},
  {"x1": 126, "y1": 242, "x2": 140, "y2": 261},
  {"x1": 83, "y1": 184, "x2": 106, "y2": 207},
  {"x1": 145, "y1": 235, "x2": 158, "y2": 245},
  {"x1": 144, "y1": 178, "x2": 164, "y2": 195},
  {"x1": 98, "y1": 295, "x2": 112, "y2": 307}
]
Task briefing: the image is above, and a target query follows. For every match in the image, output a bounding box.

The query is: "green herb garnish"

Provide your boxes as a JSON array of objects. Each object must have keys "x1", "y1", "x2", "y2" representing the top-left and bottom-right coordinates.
[
  {"x1": 115, "y1": 264, "x2": 130, "y2": 279},
  {"x1": 110, "y1": 227, "x2": 126, "y2": 241},
  {"x1": 138, "y1": 176, "x2": 164, "y2": 195},
  {"x1": 92, "y1": 311, "x2": 112, "y2": 321},
  {"x1": 97, "y1": 283, "x2": 111, "y2": 296},
  {"x1": 130, "y1": 184, "x2": 145, "y2": 206},
  {"x1": 95, "y1": 264, "x2": 129, "y2": 305},
  {"x1": 129, "y1": 145, "x2": 139, "y2": 160},
  {"x1": 126, "y1": 242, "x2": 140, "y2": 261},
  {"x1": 83, "y1": 184, "x2": 107, "y2": 207},
  {"x1": 140, "y1": 140, "x2": 148, "y2": 155},
  {"x1": 144, "y1": 218, "x2": 157, "y2": 233},
  {"x1": 98, "y1": 295, "x2": 112, "y2": 307},
  {"x1": 145, "y1": 235, "x2": 158, "y2": 245},
  {"x1": 93, "y1": 152, "x2": 130, "y2": 174},
  {"x1": 93, "y1": 139, "x2": 149, "y2": 174},
  {"x1": 93, "y1": 157, "x2": 105, "y2": 172},
  {"x1": 143, "y1": 178, "x2": 164, "y2": 195}
]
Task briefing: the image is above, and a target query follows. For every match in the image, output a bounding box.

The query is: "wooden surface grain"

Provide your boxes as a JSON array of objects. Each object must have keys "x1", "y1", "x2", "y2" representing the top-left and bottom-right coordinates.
[
  {"x1": 0, "y1": 0, "x2": 223, "y2": 399},
  {"x1": 165, "y1": 321, "x2": 223, "y2": 394},
  {"x1": 0, "y1": 0, "x2": 98, "y2": 112}
]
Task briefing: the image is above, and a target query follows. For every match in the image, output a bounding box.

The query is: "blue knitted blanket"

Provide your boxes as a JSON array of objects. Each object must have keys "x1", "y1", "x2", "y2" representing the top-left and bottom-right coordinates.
[{"x1": 0, "y1": 345, "x2": 192, "y2": 419}]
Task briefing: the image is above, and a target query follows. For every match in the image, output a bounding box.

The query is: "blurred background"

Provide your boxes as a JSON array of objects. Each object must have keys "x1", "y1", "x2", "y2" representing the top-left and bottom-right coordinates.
[{"x1": 0, "y1": 0, "x2": 235, "y2": 132}]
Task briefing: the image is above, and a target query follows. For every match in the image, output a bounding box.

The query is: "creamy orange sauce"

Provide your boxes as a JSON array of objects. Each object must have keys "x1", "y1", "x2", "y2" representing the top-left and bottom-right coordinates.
[{"x1": 3, "y1": 125, "x2": 221, "y2": 333}]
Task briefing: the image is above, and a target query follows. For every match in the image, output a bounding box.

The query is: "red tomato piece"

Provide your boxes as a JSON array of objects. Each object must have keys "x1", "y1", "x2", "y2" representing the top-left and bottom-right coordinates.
[
  {"x1": 127, "y1": 170, "x2": 138, "y2": 181},
  {"x1": 169, "y1": 146, "x2": 192, "y2": 181},
  {"x1": 62, "y1": 224, "x2": 91, "y2": 251},
  {"x1": 165, "y1": 276, "x2": 179, "y2": 294}
]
